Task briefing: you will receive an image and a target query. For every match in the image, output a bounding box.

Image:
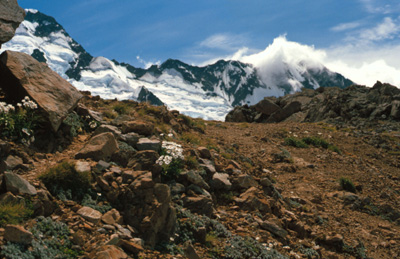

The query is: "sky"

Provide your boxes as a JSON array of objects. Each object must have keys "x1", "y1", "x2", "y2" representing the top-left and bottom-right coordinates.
[{"x1": 17, "y1": 0, "x2": 400, "y2": 86}]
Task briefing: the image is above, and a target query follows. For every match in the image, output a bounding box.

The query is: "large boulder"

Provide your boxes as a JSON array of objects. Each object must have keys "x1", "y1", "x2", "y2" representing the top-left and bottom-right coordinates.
[
  {"x1": 253, "y1": 98, "x2": 281, "y2": 116},
  {"x1": 3, "y1": 171, "x2": 37, "y2": 196},
  {"x1": 75, "y1": 132, "x2": 119, "y2": 161},
  {"x1": 0, "y1": 51, "x2": 82, "y2": 131},
  {"x1": 0, "y1": 0, "x2": 25, "y2": 46}
]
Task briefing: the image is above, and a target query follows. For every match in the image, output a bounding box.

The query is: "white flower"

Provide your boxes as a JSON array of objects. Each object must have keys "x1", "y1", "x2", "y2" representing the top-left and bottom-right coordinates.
[
  {"x1": 22, "y1": 128, "x2": 30, "y2": 136},
  {"x1": 89, "y1": 121, "x2": 97, "y2": 129}
]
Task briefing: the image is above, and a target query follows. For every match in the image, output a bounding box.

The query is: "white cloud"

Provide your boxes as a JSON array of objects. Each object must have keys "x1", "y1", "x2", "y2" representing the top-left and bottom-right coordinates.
[
  {"x1": 358, "y1": 0, "x2": 398, "y2": 14},
  {"x1": 199, "y1": 35, "x2": 400, "y2": 88},
  {"x1": 349, "y1": 17, "x2": 400, "y2": 43},
  {"x1": 331, "y1": 21, "x2": 362, "y2": 32},
  {"x1": 136, "y1": 56, "x2": 160, "y2": 69},
  {"x1": 199, "y1": 33, "x2": 247, "y2": 51}
]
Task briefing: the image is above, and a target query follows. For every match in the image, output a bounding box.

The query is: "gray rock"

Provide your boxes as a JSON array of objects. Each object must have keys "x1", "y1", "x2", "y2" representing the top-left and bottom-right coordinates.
[
  {"x1": 136, "y1": 138, "x2": 161, "y2": 152},
  {"x1": 211, "y1": 173, "x2": 232, "y2": 190},
  {"x1": 4, "y1": 171, "x2": 37, "y2": 196},
  {"x1": 0, "y1": 155, "x2": 23, "y2": 172},
  {"x1": 197, "y1": 147, "x2": 212, "y2": 159},
  {"x1": 119, "y1": 132, "x2": 140, "y2": 147},
  {"x1": 260, "y1": 220, "x2": 288, "y2": 238},
  {"x1": 0, "y1": 0, "x2": 25, "y2": 46},
  {"x1": 254, "y1": 98, "x2": 281, "y2": 116},
  {"x1": 233, "y1": 174, "x2": 258, "y2": 190},
  {"x1": 94, "y1": 124, "x2": 121, "y2": 138}
]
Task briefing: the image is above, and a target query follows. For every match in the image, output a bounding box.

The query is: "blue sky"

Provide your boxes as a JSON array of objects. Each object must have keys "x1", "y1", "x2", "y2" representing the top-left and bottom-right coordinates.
[{"x1": 17, "y1": 0, "x2": 400, "y2": 85}]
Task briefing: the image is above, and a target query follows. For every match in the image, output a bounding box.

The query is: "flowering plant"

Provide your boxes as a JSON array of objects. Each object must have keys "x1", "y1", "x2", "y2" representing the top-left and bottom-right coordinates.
[
  {"x1": 0, "y1": 96, "x2": 40, "y2": 145},
  {"x1": 156, "y1": 141, "x2": 185, "y2": 180}
]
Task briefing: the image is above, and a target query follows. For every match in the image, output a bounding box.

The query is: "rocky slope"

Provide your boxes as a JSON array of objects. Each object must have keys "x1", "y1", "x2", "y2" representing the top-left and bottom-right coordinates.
[
  {"x1": 1, "y1": 3, "x2": 399, "y2": 259},
  {"x1": 3, "y1": 9, "x2": 353, "y2": 120},
  {"x1": 226, "y1": 81, "x2": 400, "y2": 126}
]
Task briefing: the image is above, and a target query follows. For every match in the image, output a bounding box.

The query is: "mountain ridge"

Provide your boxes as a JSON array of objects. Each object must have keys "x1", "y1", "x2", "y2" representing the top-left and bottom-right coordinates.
[{"x1": 3, "y1": 9, "x2": 354, "y2": 120}]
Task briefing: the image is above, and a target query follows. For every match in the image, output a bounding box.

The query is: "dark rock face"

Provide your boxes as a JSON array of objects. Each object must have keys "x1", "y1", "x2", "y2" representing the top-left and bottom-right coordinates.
[
  {"x1": 226, "y1": 82, "x2": 400, "y2": 125},
  {"x1": 0, "y1": 51, "x2": 83, "y2": 131},
  {"x1": 0, "y1": 0, "x2": 25, "y2": 47}
]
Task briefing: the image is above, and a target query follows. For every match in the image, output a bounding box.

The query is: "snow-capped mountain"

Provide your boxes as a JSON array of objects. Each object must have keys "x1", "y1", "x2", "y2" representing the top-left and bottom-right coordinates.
[{"x1": 2, "y1": 10, "x2": 353, "y2": 120}]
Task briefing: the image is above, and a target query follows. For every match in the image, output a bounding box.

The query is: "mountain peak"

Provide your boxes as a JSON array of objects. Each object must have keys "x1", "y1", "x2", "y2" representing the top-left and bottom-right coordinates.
[{"x1": 4, "y1": 11, "x2": 353, "y2": 121}]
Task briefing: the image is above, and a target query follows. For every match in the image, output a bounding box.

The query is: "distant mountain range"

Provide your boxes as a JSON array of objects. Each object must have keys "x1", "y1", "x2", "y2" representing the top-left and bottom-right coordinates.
[{"x1": 2, "y1": 9, "x2": 353, "y2": 120}]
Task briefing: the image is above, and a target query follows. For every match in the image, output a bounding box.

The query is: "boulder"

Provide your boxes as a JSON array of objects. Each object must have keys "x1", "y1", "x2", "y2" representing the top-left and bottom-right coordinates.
[
  {"x1": 232, "y1": 174, "x2": 258, "y2": 190},
  {"x1": 123, "y1": 183, "x2": 176, "y2": 247},
  {"x1": 0, "y1": 51, "x2": 83, "y2": 131},
  {"x1": 253, "y1": 98, "x2": 281, "y2": 116},
  {"x1": 197, "y1": 147, "x2": 212, "y2": 159},
  {"x1": 121, "y1": 121, "x2": 154, "y2": 136},
  {"x1": 183, "y1": 194, "x2": 214, "y2": 217},
  {"x1": 0, "y1": 155, "x2": 23, "y2": 172},
  {"x1": 0, "y1": 0, "x2": 25, "y2": 46},
  {"x1": 260, "y1": 220, "x2": 288, "y2": 239},
  {"x1": 3, "y1": 171, "x2": 37, "y2": 196},
  {"x1": 211, "y1": 173, "x2": 232, "y2": 190},
  {"x1": 4, "y1": 225, "x2": 33, "y2": 245},
  {"x1": 0, "y1": 139, "x2": 11, "y2": 157},
  {"x1": 94, "y1": 125, "x2": 122, "y2": 138},
  {"x1": 89, "y1": 245, "x2": 128, "y2": 259},
  {"x1": 102, "y1": 209, "x2": 123, "y2": 225},
  {"x1": 77, "y1": 206, "x2": 102, "y2": 224},
  {"x1": 136, "y1": 138, "x2": 161, "y2": 152},
  {"x1": 119, "y1": 132, "x2": 140, "y2": 147},
  {"x1": 75, "y1": 132, "x2": 119, "y2": 161}
]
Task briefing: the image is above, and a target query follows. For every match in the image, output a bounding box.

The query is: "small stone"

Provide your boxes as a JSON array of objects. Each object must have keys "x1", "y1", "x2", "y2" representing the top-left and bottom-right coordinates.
[
  {"x1": 117, "y1": 239, "x2": 144, "y2": 254},
  {"x1": 4, "y1": 225, "x2": 33, "y2": 245},
  {"x1": 260, "y1": 220, "x2": 288, "y2": 238},
  {"x1": 102, "y1": 209, "x2": 122, "y2": 225},
  {"x1": 183, "y1": 242, "x2": 201, "y2": 259},
  {"x1": 75, "y1": 161, "x2": 91, "y2": 173},
  {"x1": 77, "y1": 206, "x2": 102, "y2": 224},
  {"x1": 96, "y1": 160, "x2": 111, "y2": 172},
  {"x1": 121, "y1": 121, "x2": 154, "y2": 136},
  {"x1": 211, "y1": 173, "x2": 232, "y2": 190},
  {"x1": 0, "y1": 155, "x2": 23, "y2": 172},
  {"x1": 197, "y1": 147, "x2": 212, "y2": 159}
]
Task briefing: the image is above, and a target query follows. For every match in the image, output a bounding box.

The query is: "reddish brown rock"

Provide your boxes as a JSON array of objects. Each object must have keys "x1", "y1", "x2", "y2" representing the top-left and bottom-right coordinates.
[
  {"x1": 77, "y1": 206, "x2": 102, "y2": 224},
  {"x1": 4, "y1": 225, "x2": 33, "y2": 245},
  {"x1": 75, "y1": 132, "x2": 119, "y2": 161},
  {"x1": 89, "y1": 245, "x2": 128, "y2": 259},
  {"x1": 0, "y1": 51, "x2": 82, "y2": 131},
  {"x1": 121, "y1": 121, "x2": 154, "y2": 136}
]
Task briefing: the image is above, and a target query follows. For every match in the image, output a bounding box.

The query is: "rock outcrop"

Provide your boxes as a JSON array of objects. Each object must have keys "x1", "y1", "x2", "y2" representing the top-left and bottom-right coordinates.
[
  {"x1": 0, "y1": 0, "x2": 25, "y2": 47},
  {"x1": 0, "y1": 51, "x2": 82, "y2": 131},
  {"x1": 226, "y1": 82, "x2": 400, "y2": 126}
]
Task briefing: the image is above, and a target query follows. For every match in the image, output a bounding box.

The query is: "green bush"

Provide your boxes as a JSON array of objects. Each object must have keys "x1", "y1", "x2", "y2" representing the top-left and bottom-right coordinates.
[
  {"x1": 284, "y1": 137, "x2": 308, "y2": 148},
  {"x1": 0, "y1": 97, "x2": 42, "y2": 145},
  {"x1": 223, "y1": 236, "x2": 288, "y2": 259},
  {"x1": 1, "y1": 217, "x2": 82, "y2": 259},
  {"x1": 39, "y1": 161, "x2": 92, "y2": 200},
  {"x1": 302, "y1": 136, "x2": 329, "y2": 149},
  {"x1": 62, "y1": 112, "x2": 99, "y2": 137},
  {"x1": 0, "y1": 202, "x2": 33, "y2": 227},
  {"x1": 184, "y1": 156, "x2": 199, "y2": 170},
  {"x1": 340, "y1": 177, "x2": 356, "y2": 193}
]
